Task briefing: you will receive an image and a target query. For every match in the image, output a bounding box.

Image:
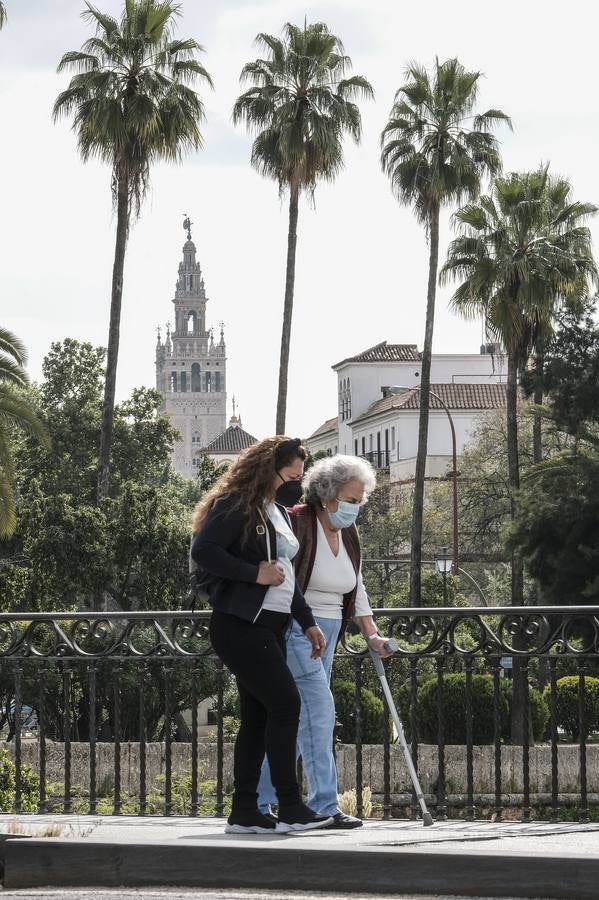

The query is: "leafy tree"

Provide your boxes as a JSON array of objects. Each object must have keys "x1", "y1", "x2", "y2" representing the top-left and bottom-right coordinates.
[
  {"x1": 233, "y1": 21, "x2": 373, "y2": 433},
  {"x1": 380, "y1": 58, "x2": 510, "y2": 605},
  {"x1": 441, "y1": 167, "x2": 597, "y2": 607},
  {"x1": 510, "y1": 450, "x2": 599, "y2": 605},
  {"x1": 1, "y1": 339, "x2": 190, "y2": 612},
  {"x1": 521, "y1": 298, "x2": 599, "y2": 441},
  {"x1": 53, "y1": 0, "x2": 212, "y2": 499},
  {"x1": 510, "y1": 300, "x2": 599, "y2": 606},
  {"x1": 0, "y1": 328, "x2": 49, "y2": 537},
  {"x1": 194, "y1": 450, "x2": 228, "y2": 494}
]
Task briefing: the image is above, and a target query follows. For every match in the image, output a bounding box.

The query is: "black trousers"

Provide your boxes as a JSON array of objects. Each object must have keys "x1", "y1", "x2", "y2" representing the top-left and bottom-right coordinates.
[{"x1": 209, "y1": 609, "x2": 302, "y2": 812}]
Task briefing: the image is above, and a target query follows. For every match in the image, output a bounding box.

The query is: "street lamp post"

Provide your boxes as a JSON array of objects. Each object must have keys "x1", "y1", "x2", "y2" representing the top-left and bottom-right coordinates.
[
  {"x1": 428, "y1": 389, "x2": 459, "y2": 574},
  {"x1": 391, "y1": 385, "x2": 460, "y2": 572},
  {"x1": 435, "y1": 546, "x2": 453, "y2": 604}
]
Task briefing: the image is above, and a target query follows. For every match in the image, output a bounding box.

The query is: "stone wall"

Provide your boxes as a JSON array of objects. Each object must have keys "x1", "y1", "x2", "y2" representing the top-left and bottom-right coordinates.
[{"x1": 6, "y1": 741, "x2": 598, "y2": 801}]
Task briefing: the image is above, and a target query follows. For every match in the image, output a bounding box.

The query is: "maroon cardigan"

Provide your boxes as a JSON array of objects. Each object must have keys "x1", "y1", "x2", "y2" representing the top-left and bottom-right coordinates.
[{"x1": 288, "y1": 503, "x2": 362, "y2": 639}]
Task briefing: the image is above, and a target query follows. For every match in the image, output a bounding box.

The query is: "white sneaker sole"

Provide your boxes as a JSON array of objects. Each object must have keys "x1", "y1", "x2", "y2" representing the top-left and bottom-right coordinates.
[
  {"x1": 275, "y1": 816, "x2": 334, "y2": 833},
  {"x1": 224, "y1": 823, "x2": 276, "y2": 834}
]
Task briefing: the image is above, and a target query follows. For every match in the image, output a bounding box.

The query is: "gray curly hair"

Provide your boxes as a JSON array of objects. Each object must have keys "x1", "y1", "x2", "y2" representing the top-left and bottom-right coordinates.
[{"x1": 303, "y1": 454, "x2": 377, "y2": 506}]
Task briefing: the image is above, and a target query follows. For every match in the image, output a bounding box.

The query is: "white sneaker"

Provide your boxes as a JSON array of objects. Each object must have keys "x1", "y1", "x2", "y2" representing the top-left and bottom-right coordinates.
[{"x1": 275, "y1": 805, "x2": 334, "y2": 833}]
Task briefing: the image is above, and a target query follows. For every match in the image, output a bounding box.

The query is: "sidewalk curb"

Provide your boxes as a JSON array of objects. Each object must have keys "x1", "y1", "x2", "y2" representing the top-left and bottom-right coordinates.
[{"x1": 2, "y1": 839, "x2": 596, "y2": 898}]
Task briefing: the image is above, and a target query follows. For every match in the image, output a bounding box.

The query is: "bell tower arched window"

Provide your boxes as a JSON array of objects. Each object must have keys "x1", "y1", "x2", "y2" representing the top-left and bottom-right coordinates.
[
  {"x1": 170, "y1": 372, "x2": 177, "y2": 392},
  {"x1": 180, "y1": 372, "x2": 188, "y2": 392},
  {"x1": 191, "y1": 363, "x2": 201, "y2": 392},
  {"x1": 186, "y1": 311, "x2": 198, "y2": 334}
]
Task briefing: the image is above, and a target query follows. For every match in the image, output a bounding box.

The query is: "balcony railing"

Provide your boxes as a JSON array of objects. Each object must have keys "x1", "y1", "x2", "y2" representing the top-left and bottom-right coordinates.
[
  {"x1": 363, "y1": 450, "x2": 390, "y2": 470},
  {"x1": 0, "y1": 606, "x2": 598, "y2": 821}
]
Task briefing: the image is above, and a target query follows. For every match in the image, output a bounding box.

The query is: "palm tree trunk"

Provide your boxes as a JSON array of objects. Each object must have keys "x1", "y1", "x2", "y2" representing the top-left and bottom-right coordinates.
[
  {"x1": 532, "y1": 353, "x2": 544, "y2": 465},
  {"x1": 97, "y1": 169, "x2": 130, "y2": 500},
  {"x1": 507, "y1": 349, "x2": 528, "y2": 743},
  {"x1": 275, "y1": 180, "x2": 300, "y2": 435},
  {"x1": 506, "y1": 350, "x2": 522, "y2": 604},
  {"x1": 409, "y1": 201, "x2": 440, "y2": 606}
]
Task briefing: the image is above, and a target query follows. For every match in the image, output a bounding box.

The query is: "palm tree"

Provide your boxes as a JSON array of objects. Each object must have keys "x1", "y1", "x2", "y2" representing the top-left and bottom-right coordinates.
[
  {"x1": 441, "y1": 167, "x2": 597, "y2": 608},
  {"x1": 233, "y1": 21, "x2": 373, "y2": 434},
  {"x1": 0, "y1": 328, "x2": 49, "y2": 538},
  {"x1": 53, "y1": 0, "x2": 212, "y2": 500},
  {"x1": 380, "y1": 58, "x2": 510, "y2": 606},
  {"x1": 0, "y1": 4, "x2": 6, "y2": 29}
]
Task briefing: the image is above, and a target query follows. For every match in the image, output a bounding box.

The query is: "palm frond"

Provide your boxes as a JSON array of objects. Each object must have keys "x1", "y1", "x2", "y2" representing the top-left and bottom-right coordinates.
[
  {"x1": 381, "y1": 57, "x2": 510, "y2": 220},
  {"x1": 233, "y1": 20, "x2": 372, "y2": 193},
  {"x1": 0, "y1": 327, "x2": 27, "y2": 366},
  {"x1": 55, "y1": 1, "x2": 212, "y2": 214}
]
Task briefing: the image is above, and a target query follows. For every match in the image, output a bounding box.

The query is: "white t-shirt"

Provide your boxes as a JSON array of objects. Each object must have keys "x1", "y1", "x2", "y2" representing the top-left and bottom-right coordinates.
[
  {"x1": 304, "y1": 520, "x2": 372, "y2": 620},
  {"x1": 261, "y1": 503, "x2": 298, "y2": 614}
]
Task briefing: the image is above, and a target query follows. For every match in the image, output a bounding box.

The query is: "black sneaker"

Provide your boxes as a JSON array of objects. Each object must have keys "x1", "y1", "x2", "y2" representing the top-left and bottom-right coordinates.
[
  {"x1": 224, "y1": 810, "x2": 277, "y2": 834},
  {"x1": 327, "y1": 812, "x2": 364, "y2": 829},
  {"x1": 276, "y1": 803, "x2": 334, "y2": 833}
]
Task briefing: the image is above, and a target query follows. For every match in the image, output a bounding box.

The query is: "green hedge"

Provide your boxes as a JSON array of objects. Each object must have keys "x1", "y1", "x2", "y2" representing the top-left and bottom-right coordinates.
[
  {"x1": 0, "y1": 749, "x2": 39, "y2": 813},
  {"x1": 543, "y1": 675, "x2": 599, "y2": 739},
  {"x1": 333, "y1": 679, "x2": 385, "y2": 744},
  {"x1": 397, "y1": 673, "x2": 548, "y2": 744}
]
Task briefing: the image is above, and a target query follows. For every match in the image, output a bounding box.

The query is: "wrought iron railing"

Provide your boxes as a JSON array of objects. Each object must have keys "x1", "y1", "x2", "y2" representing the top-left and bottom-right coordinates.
[{"x1": 0, "y1": 607, "x2": 597, "y2": 822}]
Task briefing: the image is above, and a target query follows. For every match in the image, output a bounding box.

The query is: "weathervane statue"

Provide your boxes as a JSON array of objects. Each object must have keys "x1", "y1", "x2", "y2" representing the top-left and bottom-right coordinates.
[{"x1": 183, "y1": 214, "x2": 193, "y2": 241}]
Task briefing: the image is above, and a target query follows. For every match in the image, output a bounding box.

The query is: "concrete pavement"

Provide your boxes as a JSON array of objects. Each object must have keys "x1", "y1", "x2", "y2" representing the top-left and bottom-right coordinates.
[{"x1": 0, "y1": 816, "x2": 597, "y2": 897}]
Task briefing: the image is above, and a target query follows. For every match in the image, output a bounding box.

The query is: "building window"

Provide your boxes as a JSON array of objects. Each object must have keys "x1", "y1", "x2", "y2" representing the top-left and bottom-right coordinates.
[
  {"x1": 214, "y1": 372, "x2": 221, "y2": 392},
  {"x1": 354, "y1": 439, "x2": 358, "y2": 456},
  {"x1": 186, "y1": 310, "x2": 198, "y2": 334},
  {"x1": 170, "y1": 372, "x2": 177, "y2": 392},
  {"x1": 361, "y1": 436, "x2": 366, "y2": 456},
  {"x1": 191, "y1": 363, "x2": 201, "y2": 392},
  {"x1": 180, "y1": 372, "x2": 188, "y2": 393},
  {"x1": 369, "y1": 434, "x2": 373, "y2": 452},
  {"x1": 205, "y1": 371, "x2": 212, "y2": 392}
]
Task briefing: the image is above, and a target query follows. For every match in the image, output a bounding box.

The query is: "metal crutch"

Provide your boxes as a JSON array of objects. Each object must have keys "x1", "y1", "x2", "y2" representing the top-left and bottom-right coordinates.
[{"x1": 369, "y1": 640, "x2": 434, "y2": 826}]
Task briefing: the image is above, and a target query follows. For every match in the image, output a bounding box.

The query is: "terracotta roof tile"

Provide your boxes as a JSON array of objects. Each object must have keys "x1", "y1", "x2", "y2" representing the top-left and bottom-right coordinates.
[
  {"x1": 205, "y1": 423, "x2": 257, "y2": 453},
  {"x1": 333, "y1": 341, "x2": 421, "y2": 368},
  {"x1": 352, "y1": 383, "x2": 507, "y2": 424},
  {"x1": 306, "y1": 416, "x2": 338, "y2": 441}
]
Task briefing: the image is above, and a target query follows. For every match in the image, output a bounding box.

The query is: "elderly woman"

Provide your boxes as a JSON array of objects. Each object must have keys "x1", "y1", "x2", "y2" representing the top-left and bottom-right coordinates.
[{"x1": 257, "y1": 454, "x2": 392, "y2": 828}]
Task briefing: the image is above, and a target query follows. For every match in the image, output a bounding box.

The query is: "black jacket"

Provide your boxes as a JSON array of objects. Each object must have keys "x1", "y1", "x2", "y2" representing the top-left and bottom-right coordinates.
[{"x1": 190, "y1": 492, "x2": 316, "y2": 632}]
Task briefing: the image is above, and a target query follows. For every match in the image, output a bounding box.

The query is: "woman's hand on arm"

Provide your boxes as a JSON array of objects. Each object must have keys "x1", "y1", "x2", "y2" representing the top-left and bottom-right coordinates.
[
  {"x1": 305, "y1": 625, "x2": 326, "y2": 659},
  {"x1": 256, "y1": 561, "x2": 285, "y2": 586}
]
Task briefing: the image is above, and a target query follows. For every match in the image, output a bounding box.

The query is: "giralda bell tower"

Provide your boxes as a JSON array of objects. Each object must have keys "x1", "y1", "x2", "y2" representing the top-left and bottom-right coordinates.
[{"x1": 155, "y1": 218, "x2": 227, "y2": 477}]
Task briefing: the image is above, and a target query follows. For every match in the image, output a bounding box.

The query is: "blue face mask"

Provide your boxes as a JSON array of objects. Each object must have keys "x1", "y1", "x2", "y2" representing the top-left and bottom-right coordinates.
[{"x1": 327, "y1": 500, "x2": 360, "y2": 530}]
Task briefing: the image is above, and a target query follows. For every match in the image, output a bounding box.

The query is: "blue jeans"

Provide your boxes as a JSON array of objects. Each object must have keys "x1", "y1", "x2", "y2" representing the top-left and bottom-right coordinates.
[{"x1": 257, "y1": 616, "x2": 342, "y2": 816}]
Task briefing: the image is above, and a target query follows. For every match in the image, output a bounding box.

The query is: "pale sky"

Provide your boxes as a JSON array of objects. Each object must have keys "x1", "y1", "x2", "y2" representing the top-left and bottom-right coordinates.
[{"x1": 1, "y1": 0, "x2": 597, "y2": 440}]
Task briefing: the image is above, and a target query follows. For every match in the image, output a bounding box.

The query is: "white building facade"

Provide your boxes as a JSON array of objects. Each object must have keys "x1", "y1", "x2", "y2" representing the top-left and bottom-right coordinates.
[
  {"x1": 305, "y1": 341, "x2": 507, "y2": 481},
  {"x1": 156, "y1": 227, "x2": 227, "y2": 478}
]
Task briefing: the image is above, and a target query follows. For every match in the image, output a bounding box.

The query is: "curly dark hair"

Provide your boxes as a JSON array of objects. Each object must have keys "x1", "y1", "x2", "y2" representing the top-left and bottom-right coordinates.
[{"x1": 191, "y1": 436, "x2": 307, "y2": 537}]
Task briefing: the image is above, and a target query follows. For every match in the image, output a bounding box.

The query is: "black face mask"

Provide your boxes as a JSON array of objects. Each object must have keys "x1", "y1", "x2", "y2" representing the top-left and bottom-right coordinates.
[{"x1": 275, "y1": 475, "x2": 303, "y2": 508}]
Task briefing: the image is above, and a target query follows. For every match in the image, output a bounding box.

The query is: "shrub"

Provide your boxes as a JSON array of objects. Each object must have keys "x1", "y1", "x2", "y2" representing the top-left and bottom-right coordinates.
[
  {"x1": 396, "y1": 673, "x2": 548, "y2": 745},
  {"x1": 543, "y1": 675, "x2": 599, "y2": 739},
  {"x1": 0, "y1": 749, "x2": 39, "y2": 813},
  {"x1": 333, "y1": 679, "x2": 385, "y2": 743},
  {"x1": 417, "y1": 674, "x2": 509, "y2": 744},
  {"x1": 502, "y1": 680, "x2": 549, "y2": 742}
]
